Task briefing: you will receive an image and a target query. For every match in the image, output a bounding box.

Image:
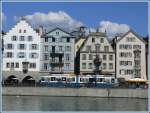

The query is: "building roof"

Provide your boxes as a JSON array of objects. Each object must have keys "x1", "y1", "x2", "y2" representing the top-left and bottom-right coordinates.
[
  {"x1": 89, "y1": 32, "x2": 106, "y2": 37},
  {"x1": 42, "y1": 27, "x2": 75, "y2": 38},
  {"x1": 79, "y1": 31, "x2": 114, "y2": 52},
  {"x1": 116, "y1": 29, "x2": 147, "y2": 44}
]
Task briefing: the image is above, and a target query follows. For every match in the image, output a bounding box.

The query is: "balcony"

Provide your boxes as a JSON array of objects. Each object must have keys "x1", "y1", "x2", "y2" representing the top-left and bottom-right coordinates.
[
  {"x1": 50, "y1": 68, "x2": 64, "y2": 74},
  {"x1": 50, "y1": 50, "x2": 64, "y2": 57},
  {"x1": 50, "y1": 59, "x2": 64, "y2": 66}
]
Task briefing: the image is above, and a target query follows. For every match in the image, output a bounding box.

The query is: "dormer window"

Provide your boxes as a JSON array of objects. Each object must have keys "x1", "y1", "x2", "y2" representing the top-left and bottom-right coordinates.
[
  {"x1": 20, "y1": 36, "x2": 25, "y2": 41},
  {"x1": 19, "y1": 29, "x2": 21, "y2": 33},
  {"x1": 92, "y1": 38, "x2": 95, "y2": 42},
  {"x1": 56, "y1": 32, "x2": 59, "y2": 35},
  {"x1": 67, "y1": 37, "x2": 70, "y2": 42},
  {"x1": 12, "y1": 36, "x2": 17, "y2": 41},
  {"x1": 24, "y1": 30, "x2": 26, "y2": 33}
]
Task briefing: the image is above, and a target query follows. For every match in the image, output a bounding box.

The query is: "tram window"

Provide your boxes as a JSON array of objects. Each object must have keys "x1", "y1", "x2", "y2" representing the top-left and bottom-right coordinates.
[
  {"x1": 62, "y1": 77, "x2": 66, "y2": 81},
  {"x1": 72, "y1": 78, "x2": 75, "y2": 81},
  {"x1": 80, "y1": 78, "x2": 83, "y2": 82},
  {"x1": 41, "y1": 77, "x2": 44, "y2": 81},
  {"x1": 51, "y1": 77, "x2": 56, "y2": 81},
  {"x1": 89, "y1": 78, "x2": 95, "y2": 82},
  {"x1": 111, "y1": 78, "x2": 115, "y2": 83}
]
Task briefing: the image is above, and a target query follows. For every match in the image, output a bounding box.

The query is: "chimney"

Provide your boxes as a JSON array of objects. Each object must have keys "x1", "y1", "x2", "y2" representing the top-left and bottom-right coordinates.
[{"x1": 38, "y1": 26, "x2": 43, "y2": 36}]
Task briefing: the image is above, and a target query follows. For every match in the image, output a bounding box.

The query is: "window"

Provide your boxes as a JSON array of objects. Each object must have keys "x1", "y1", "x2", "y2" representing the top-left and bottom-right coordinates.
[
  {"x1": 45, "y1": 37, "x2": 48, "y2": 42},
  {"x1": 12, "y1": 36, "x2": 17, "y2": 41},
  {"x1": 89, "y1": 54, "x2": 93, "y2": 60},
  {"x1": 119, "y1": 44, "x2": 132, "y2": 49},
  {"x1": 18, "y1": 44, "x2": 25, "y2": 49},
  {"x1": 95, "y1": 44, "x2": 100, "y2": 52},
  {"x1": 109, "y1": 55, "x2": 113, "y2": 60},
  {"x1": 56, "y1": 32, "x2": 59, "y2": 35},
  {"x1": 103, "y1": 55, "x2": 107, "y2": 60},
  {"x1": 6, "y1": 52, "x2": 13, "y2": 58},
  {"x1": 120, "y1": 61, "x2": 132, "y2": 66},
  {"x1": 66, "y1": 63, "x2": 70, "y2": 70},
  {"x1": 67, "y1": 38, "x2": 70, "y2": 42},
  {"x1": 66, "y1": 54, "x2": 71, "y2": 61},
  {"x1": 15, "y1": 63, "x2": 19, "y2": 68},
  {"x1": 126, "y1": 37, "x2": 135, "y2": 42},
  {"x1": 7, "y1": 44, "x2": 13, "y2": 49},
  {"x1": 92, "y1": 38, "x2": 95, "y2": 42},
  {"x1": 82, "y1": 54, "x2": 86, "y2": 60},
  {"x1": 11, "y1": 63, "x2": 14, "y2": 68},
  {"x1": 59, "y1": 38, "x2": 63, "y2": 42},
  {"x1": 65, "y1": 46, "x2": 71, "y2": 52},
  {"x1": 6, "y1": 63, "x2": 10, "y2": 68},
  {"x1": 30, "y1": 63, "x2": 36, "y2": 68},
  {"x1": 19, "y1": 29, "x2": 21, "y2": 33},
  {"x1": 52, "y1": 37, "x2": 55, "y2": 42},
  {"x1": 104, "y1": 46, "x2": 109, "y2": 52},
  {"x1": 31, "y1": 44, "x2": 38, "y2": 50},
  {"x1": 28, "y1": 36, "x2": 33, "y2": 41},
  {"x1": 52, "y1": 46, "x2": 55, "y2": 52},
  {"x1": 86, "y1": 46, "x2": 91, "y2": 52},
  {"x1": 43, "y1": 63, "x2": 48, "y2": 70},
  {"x1": 20, "y1": 36, "x2": 25, "y2": 41},
  {"x1": 109, "y1": 63, "x2": 113, "y2": 69},
  {"x1": 100, "y1": 38, "x2": 104, "y2": 43},
  {"x1": 44, "y1": 45, "x2": 48, "y2": 51},
  {"x1": 43, "y1": 53, "x2": 48, "y2": 60},
  {"x1": 88, "y1": 63, "x2": 92, "y2": 69},
  {"x1": 59, "y1": 46, "x2": 63, "y2": 51},
  {"x1": 133, "y1": 45, "x2": 141, "y2": 49},
  {"x1": 120, "y1": 52, "x2": 132, "y2": 58},
  {"x1": 30, "y1": 53, "x2": 38, "y2": 58},
  {"x1": 82, "y1": 63, "x2": 86, "y2": 69},
  {"x1": 103, "y1": 63, "x2": 106, "y2": 69},
  {"x1": 18, "y1": 52, "x2": 25, "y2": 58}
]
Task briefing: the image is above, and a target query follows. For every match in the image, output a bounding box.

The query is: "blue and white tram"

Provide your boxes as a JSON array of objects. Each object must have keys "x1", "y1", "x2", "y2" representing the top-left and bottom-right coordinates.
[
  {"x1": 40, "y1": 74, "x2": 78, "y2": 87},
  {"x1": 78, "y1": 75, "x2": 118, "y2": 88},
  {"x1": 39, "y1": 74, "x2": 118, "y2": 88}
]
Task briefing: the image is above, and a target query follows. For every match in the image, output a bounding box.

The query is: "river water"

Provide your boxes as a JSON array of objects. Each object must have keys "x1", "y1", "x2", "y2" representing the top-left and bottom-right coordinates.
[{"x1": 2, "y1": 96, "x2": 148, "y2": 111}]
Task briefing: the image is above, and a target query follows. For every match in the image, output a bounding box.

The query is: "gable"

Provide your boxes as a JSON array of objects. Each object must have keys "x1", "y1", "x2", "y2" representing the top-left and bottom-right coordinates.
[
  {"x1": 3, "y1": 20, "x2": 40, "y2": 42},
  {"x1": 45, "y1": 28, "x2": 72, "y2": 37},
  {"x1": 80, "y1": 34, "x2": 114, "y2": 52},
  {"x1": 116, "y1": 30, "x2": 146, "y2": 45},
  {"x1": 117, "y1": 31, "x2": 146, "y2": 45}
]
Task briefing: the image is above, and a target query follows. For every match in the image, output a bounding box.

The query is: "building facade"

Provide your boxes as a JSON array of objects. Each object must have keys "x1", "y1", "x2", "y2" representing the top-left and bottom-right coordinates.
[
  {"x1": 79, "y1": 31, "x2": 115, "y2": 76},
  {"x1": 2, "y1": 19, "x2": 41, "y2": 83},
  {"x1": 116, "y1": 30, "x2": 147, "y2": 80},
  {"x1": 40, "y1": 28, "x2": 75, "y2": 76}
]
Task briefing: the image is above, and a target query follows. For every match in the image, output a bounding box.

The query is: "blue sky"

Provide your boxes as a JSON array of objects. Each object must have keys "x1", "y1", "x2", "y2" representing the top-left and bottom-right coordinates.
[{"x1": 2, "y1": 2, "x2": 148, "y2": 37}]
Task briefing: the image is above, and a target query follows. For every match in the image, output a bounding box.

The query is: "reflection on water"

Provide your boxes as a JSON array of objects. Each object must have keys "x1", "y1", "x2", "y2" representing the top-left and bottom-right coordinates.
[{"x1": 2, "y1": 96, "x2": 148, "y2": 111}]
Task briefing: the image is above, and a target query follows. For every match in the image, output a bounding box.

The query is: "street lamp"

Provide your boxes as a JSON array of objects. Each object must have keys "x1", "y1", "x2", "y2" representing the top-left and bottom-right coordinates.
[{"x1": 93, "y1": 54, "x2": 102, "y2": 86}]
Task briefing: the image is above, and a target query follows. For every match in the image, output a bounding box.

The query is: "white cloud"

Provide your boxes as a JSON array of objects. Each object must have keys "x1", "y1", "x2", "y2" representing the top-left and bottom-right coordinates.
[
  {"x1": 14, "y1": 11, "x2": 83, "y2": 32},
  {"x1": 99, "y1": 20, "x2": 130, "y2": 38},
  {"x1": 1, "y1": 12, "x2": 6, "y2": 24}
]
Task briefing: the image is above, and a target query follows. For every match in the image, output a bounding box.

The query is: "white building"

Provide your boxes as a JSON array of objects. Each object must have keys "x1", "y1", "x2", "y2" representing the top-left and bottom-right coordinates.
[
  {"x1": 40, "y1": 28, "x2": 75, "y2": 76},
  {"x1": 2, "y1": 19, "x2": 41, "y2": 83},
  {"x1": 116, "y1": 30, "x2": 147, "y2": 80},
  {"x1": 79, "y1": 31, "x2": 115, "y2": 75}
]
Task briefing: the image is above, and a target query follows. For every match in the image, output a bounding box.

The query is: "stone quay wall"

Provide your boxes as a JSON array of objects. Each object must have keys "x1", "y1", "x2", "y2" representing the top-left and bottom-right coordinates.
[{"x1": 2, "y1": 87, "x2": 148, "y2": 99}]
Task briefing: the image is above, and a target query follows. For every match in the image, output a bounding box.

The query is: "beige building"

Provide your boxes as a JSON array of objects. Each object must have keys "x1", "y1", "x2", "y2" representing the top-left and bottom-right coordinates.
[
  {"x1": 116, "y1": 30, "x2": 147, "y2": 80},
  {"x1": 79, "y1": 31, "x2": 115, "y2": 75}
]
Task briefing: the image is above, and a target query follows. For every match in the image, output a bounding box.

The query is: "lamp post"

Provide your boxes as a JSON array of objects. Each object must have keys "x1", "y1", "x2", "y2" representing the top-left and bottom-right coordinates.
[{"x1": 93, "y1": 54, "x2": 102, "y2": 86}]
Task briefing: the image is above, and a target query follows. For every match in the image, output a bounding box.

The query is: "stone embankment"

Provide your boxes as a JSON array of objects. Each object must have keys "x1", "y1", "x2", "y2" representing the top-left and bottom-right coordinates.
[{"x1": 2, "y1": 87, "x2": 148, "y2": 98}]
